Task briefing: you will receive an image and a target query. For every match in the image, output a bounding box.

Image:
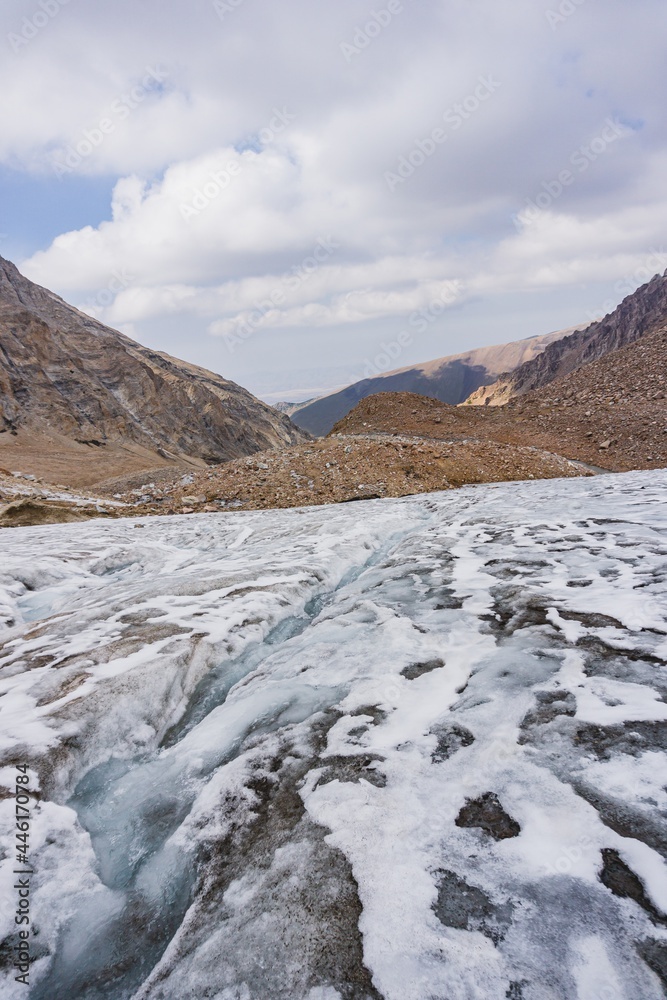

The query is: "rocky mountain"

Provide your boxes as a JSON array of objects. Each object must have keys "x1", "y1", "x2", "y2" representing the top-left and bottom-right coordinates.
[
  {"x1": 465, "y1": 270, "x2": 667, "y2": 405},
  {"x1": 0, "y1": 257, "x2": 305, "y2": 487},
  {"x1": 332, "y1": 323, "x2": 667, "y2": 472},
  {"x1": 9, "y1": 313, "x2": 662, "y2": 525},
  {"x1": 288, "y1": 327, "x2": 579, "y2": 436},
  {"x1": 271, "y1": 400, "x2": 305, "y2": 415}
]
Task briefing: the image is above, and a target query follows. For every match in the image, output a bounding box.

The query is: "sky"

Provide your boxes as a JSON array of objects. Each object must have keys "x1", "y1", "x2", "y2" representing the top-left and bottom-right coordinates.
[{"x1": 1, "y1": 0, "x2": 666, "y2": 403}]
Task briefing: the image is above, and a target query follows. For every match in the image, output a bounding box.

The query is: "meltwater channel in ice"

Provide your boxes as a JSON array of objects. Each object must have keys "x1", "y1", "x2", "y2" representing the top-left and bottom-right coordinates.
[{"x1": 1, "y1": 471, "x2": 666, "y2": 1000}]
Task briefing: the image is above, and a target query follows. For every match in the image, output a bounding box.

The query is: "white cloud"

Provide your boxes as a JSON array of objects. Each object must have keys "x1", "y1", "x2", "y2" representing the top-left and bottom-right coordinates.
[{"x1": 3, "y1": 0, "x2": 667, "y2": 395}]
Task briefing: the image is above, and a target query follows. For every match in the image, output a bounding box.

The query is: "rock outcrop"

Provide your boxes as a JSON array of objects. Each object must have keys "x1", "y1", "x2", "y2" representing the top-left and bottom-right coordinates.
[
  {"x1": 465, "y1": 270, "x2": 667, "y2": 405},
  {"x1": 0, "y1": 257, "x2": 305, "y2": 486}
]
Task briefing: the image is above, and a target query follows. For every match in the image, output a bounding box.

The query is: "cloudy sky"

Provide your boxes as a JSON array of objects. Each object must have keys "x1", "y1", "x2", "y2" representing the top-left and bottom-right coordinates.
[{"x1": 1, "y1": 0, "x2": 665, "y2": 402}]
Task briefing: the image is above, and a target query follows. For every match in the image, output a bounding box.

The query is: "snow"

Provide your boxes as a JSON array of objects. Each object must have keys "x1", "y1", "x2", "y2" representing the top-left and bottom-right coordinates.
[
  {"x1": 0, "y1": 474, "x2": 127, "y2": 518},
  {"x1": 0, "y1": 470, "x2": 666, "y2": 999}
]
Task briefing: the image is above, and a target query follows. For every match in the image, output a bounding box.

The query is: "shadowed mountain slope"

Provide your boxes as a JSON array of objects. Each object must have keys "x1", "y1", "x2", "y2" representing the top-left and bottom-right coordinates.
[
  {"x1": 465, "y1": 270, "x2": 667, "y2": 405},
  {"x1": 288, "y1": 327, "x2": 578, "y2": 436}
]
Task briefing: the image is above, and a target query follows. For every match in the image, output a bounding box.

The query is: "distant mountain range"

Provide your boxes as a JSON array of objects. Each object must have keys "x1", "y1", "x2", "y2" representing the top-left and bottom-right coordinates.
[
  {"x1": 287, "y1": 326, "x2": 584, "y2": 436},
  {"x1": 0, "y1": 257, "x2": 305, "y2": 487},
  {"x1": 331, "y1": 316, "x2": 666, "y2": 474},
  {"x1": 3, "y1": 253, "x2": 665, "y2": 494}
]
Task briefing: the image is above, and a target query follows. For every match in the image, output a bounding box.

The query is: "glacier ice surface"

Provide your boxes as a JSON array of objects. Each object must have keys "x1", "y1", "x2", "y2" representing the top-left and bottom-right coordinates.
[{"x1": 0, "y1": 471, "x2": 666, "y2": 999}]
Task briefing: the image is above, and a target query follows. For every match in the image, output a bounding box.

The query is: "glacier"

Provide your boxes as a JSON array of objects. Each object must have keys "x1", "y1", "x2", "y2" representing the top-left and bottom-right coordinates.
[{"x1": 0, "y1": 470, "x2": 666, "y2": 1000}]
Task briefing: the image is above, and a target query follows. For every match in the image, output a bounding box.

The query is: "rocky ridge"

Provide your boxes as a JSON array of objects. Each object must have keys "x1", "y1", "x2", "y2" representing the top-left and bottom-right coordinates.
[
  {"x1": 332, "y1": 324, "x2": 667, "y2": 472},
  {"x1": 288, "y1": 326, "x2": 577, "y2": 435},
  {"x1": 2, "y1": 321, "x2": 664, "y2": 525},
  {"x1": 0, "y1": 257, "x2": 306, "y2": 487},
  {"x1": 466, "y1": 270, "x2": 667, "y2": 405}
]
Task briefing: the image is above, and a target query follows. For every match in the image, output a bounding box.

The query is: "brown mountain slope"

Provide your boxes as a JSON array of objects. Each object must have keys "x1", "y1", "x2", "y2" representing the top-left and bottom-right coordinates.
[
  {"x1": 465, "y1": 270, "x2": 667, "y2": 405},
  {"x1": 0, "y1": 257, "x2": 305, "y2": 487},
  {"x1": 288, "y1": 326, "x2": 579, "y2": 435},
  {"x1": 331, "y1": 325, "x2": 667, "y2": 472},
  {"x1": 10, "y1": 322, "x2": 660, "y2": 525}
]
